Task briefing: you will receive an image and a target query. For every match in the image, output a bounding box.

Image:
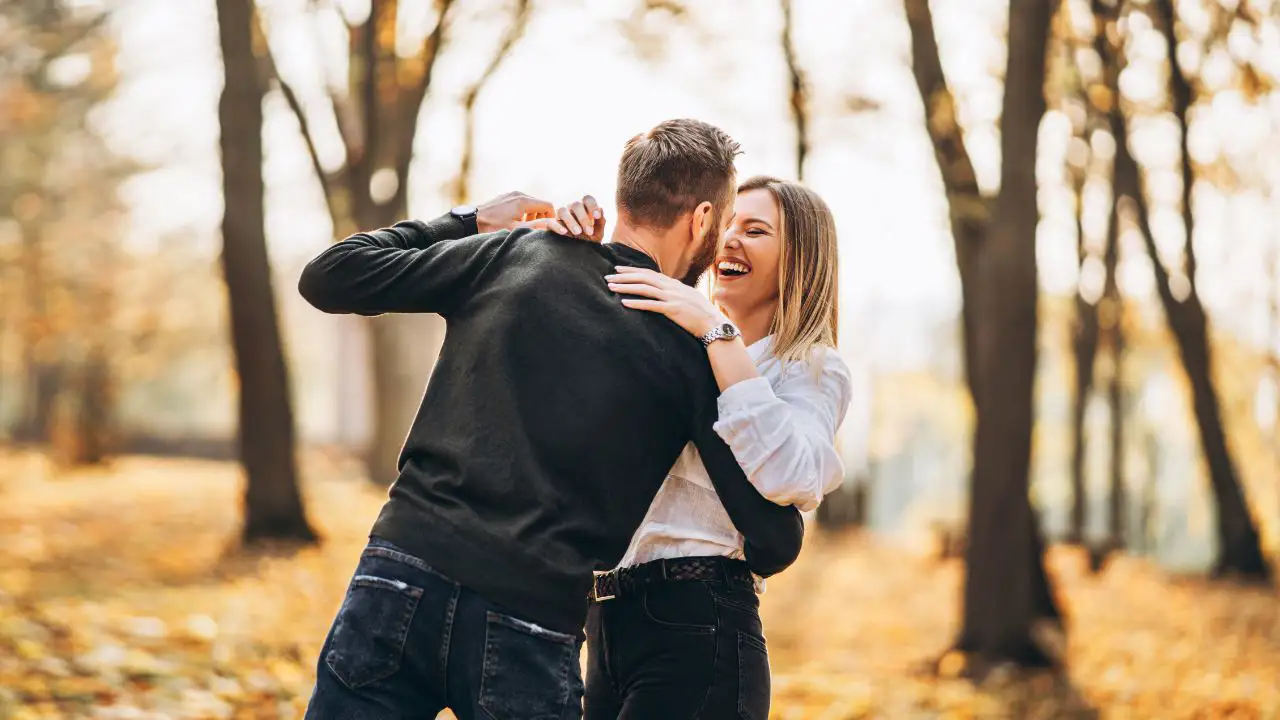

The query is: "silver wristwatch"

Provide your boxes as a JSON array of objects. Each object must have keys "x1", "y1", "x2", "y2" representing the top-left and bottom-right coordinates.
[{"x1": 699, "y1": 321, "x2": 741, "y2": 346}]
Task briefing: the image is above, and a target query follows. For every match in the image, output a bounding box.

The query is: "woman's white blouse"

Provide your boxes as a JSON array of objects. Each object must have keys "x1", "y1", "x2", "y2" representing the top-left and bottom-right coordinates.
[{"x1": 616, "y1": 336, "x2": 853, "y2": 568}]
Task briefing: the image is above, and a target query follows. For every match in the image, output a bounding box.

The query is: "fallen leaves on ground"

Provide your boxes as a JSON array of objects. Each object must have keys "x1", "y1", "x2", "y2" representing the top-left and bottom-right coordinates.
[{"x1": 1, "y1": 452, "x2": 1278, "y2": 719}]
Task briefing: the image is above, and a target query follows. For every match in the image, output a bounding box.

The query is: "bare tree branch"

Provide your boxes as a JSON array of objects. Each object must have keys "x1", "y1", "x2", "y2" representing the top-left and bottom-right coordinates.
[
  {"x1": 253, "y1": 7, "x2": 342, "y2": 229},
  {"x1": 281, "y1": 81, "x2": 340, "y2": 219},
  {"x1": 20, "y1": 10, "x2": 111, "y2": 90},
  {"x1": 352, "y1": 0, "x2": 385, "y2": 217},
  {"x1": 1153, "y1": 0, "x2": 1198, "y2": 287},
  {"x1": 463, "y1": 0, "x2": 531, "y2": 108},
  {"x1": 902, "y1": 0, "x2": 985, "y2": 397},
  {"x1": 388, "y1": 0, "x2": 457, "y2": 215},
  {"x1": 454, "y1": 0, "x2": 532, "y2": 204},
  {"x1": 780, "y1": 0, "x2": 808, "y2": 180}
]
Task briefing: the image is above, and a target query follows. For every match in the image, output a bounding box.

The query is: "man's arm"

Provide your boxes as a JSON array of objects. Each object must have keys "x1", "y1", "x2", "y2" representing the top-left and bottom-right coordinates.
[
  {"x1": 297, "y1": 215, "x2": 510, "y2": 317},
  {"x1": 298, "y1": 192, "x2": 556, "y2": 317},
  {"x1": 690, "y1": 379, "x2": 806, "y2": 577}
]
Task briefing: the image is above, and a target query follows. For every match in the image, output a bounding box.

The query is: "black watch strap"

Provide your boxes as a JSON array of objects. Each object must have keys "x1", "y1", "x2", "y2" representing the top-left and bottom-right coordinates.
[{"x1": 450, "y1": 205, "x2": 479, "y2": 234}]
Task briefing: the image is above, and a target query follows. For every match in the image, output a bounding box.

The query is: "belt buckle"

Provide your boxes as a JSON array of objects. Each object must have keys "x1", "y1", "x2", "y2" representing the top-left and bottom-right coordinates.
[{"x1": 591, "y1": 570, "x2": 616, "y2": 602}]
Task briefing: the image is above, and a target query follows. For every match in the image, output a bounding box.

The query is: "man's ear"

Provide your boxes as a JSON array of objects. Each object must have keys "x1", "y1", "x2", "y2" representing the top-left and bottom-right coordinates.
[{"x1": 691, "y1": 201, "x2": 714, "y2": 242}]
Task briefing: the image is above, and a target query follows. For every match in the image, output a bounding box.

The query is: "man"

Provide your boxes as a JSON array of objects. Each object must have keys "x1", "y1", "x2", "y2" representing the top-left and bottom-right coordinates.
[{"x1": 299, "y1": 119, "x2": 803, "y2": 719}]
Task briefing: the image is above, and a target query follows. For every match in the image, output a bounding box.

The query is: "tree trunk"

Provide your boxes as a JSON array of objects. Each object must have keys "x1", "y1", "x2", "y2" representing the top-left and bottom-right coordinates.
[
  {"x1": 1104, "y1": 332, "x2": 1124, "y2": 550},
  {"x1": 954, "y1": 0, "x2": 1059, "y2": 667},
  {"x1": 18, "y1": 361, "x2": 59, "y2": 444},
  {"x1": 1069, "y1": 182, "x2": 1098, "y2": 545},
  {"x1": 1158, "y1": 0, "x2": 1266, "y2": 580},
  {"x1": 1142, "y1": 433, "x2": 1159, "y2": 554},
  {"x1": 1100, "y1": 0, "x2": 1269, "y2": 581},
  {"x1": 73, "y1": 349, "x2": 112, "y2": 464},
  {"x1": 1114, "y1": 115, "x2": 1268, "y2": 581},
  {"x1": 815, "y1": 473, "x2": 868, "y2": 529},
  {"x1": 1086, "y1": 159, "x2": 1125, "y2": 571},
  {"x1": 267, "y1": 0, "x2": 466, "y2": 486},
  {"x1": 16, "y1": 220, "x2": 58, "y2": 444},
  {"x1": 1103, "y1": 212, "x2": 1124, "y2": 557},
  {"x1": 904, "y1": 0, "x2": 986, "y2": 404},
  {"x1": 216, "y1": 0, "x2": 317, "y2": 544}
]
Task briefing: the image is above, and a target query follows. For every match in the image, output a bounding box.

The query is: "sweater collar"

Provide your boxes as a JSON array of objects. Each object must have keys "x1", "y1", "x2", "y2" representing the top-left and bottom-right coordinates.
[{"x1": 606, "y1": 242, "x2": 661, "y2": 272}]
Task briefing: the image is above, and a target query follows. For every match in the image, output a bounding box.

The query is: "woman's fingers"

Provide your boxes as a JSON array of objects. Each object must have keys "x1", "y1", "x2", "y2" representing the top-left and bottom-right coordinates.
[
  {"x1": 611, "y1": 265, "x2": 666, "y2": 280},
  {"x1": 568, "y1": 201, "x2": 593, "y2": 236},
  {"x1": 620, "y1": 298, "x2": 666, "y2": 312},
  {"x1": 556, "y1": 206, "x2": 583, "y2": 236},
  {"x1": 579, "y1": 196, "x2": 605, "y2": 241},
  {"x1": 611, "y1": 266, "x2": 676, "y2": 287},
  {"x1": 607, "y1": 280, "x2": 665, "y2": 299},
  {"x1": 519, "y1": 217, "x2": 570, "y2": 234},
  {"x1": 604, "y1": 273, "x2": 664, "y2": 290}
]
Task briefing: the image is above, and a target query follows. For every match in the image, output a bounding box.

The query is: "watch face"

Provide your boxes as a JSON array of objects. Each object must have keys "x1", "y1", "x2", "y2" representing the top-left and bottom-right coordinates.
[
  {"x1": 452, "y1": 205, "x2": 478, "y2": 217},
  {"x1": 721, "y1": 322, "x2": 738, "y2": 338}
]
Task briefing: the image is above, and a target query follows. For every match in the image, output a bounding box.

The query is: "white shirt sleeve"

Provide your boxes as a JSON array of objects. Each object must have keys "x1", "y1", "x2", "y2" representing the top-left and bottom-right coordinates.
[{"x1": 711, "y1": 348, "x2": 854, "y2": 512}]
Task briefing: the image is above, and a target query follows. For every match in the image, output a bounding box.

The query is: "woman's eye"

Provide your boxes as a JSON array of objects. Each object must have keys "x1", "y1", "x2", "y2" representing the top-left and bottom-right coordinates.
[{"x1": 746, "y1": 229, "x2": 765, "y2": 236}]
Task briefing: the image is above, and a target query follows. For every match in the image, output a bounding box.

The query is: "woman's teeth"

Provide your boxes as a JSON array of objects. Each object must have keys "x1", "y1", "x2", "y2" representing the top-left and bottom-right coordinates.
[{"x1": 718, "y1": 261, "x2": 749, "y2": 276}]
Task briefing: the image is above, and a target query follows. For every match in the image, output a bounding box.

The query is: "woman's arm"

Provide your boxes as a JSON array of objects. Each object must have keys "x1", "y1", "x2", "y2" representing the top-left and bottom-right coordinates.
[
  {"x1": 711, "y1": 349, "x2": 853, "y2": 511},
  {"x1": 602, "y1": 267, "x2": 854, "y2": 511},
  {"x1": 704, "y1": 337, "x2": 764, "y2": 391},
  {"x1": 688, "y1": 365, "x2": 805, "y2": 577}
]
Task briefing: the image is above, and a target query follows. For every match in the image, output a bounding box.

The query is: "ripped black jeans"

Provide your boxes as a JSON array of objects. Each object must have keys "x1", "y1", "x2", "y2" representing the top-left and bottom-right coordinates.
[
  {"x1": 583, "y1": 559, "x2": 771, "y2": 720},
  {"x1": 305, "y1": 539, "x2": 584, "y2": 720}
]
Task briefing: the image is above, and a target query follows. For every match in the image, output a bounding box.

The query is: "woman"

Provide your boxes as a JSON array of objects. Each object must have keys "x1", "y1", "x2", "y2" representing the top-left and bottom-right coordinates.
[{"x1": 550, "y1": 176, "x2": 851, "y2": 719}]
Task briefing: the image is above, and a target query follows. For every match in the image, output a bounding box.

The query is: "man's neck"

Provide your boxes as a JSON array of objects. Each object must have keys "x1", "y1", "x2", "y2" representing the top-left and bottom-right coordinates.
[{"x1": 609, "y1": 223, "x2": 682, "y2": 278}]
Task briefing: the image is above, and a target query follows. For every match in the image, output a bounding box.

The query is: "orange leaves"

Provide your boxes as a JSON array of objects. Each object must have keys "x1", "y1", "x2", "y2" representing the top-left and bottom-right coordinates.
[{"x1": 2, "y1": 453, "x2": 1280, "y2": 717}]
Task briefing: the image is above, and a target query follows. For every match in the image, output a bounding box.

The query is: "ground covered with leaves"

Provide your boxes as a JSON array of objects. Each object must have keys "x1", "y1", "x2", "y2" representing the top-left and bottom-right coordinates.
[{"x1": 1, "y1": 453, "x2": 1278, "y2": 719}]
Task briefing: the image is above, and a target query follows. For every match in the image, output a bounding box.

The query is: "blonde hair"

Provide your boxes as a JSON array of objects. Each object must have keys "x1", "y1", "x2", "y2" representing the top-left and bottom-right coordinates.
[{"x1": 733, "y1": 176, "x2": 839, "y2": 366}]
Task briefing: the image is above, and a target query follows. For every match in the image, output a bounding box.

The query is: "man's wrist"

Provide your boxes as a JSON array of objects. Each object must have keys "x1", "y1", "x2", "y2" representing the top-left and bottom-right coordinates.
[{"x1": 451, "y1": 205, "x2": 481, "y2": 234}]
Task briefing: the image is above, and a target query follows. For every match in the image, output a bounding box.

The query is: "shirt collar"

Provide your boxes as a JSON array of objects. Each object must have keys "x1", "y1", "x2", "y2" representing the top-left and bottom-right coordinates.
[{"x1": 746, "y1": 334, "x2": 774, "y2": 361}]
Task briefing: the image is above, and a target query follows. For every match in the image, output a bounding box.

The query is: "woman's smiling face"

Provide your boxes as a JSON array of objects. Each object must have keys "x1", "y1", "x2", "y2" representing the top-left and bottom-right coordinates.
[{"x1": 712, "y1": 188, "x2": 782, "y2": 318}]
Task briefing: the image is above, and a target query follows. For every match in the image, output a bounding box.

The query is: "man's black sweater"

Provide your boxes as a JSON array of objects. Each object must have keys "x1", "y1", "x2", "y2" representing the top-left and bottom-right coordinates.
[{"x1": 298, "y1": 214, "x2": 803, "y2": 635}]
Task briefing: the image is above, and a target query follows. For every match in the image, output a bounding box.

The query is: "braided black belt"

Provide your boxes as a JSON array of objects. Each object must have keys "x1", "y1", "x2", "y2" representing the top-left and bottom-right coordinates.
[{"x1": 590, "y1": 556, "x2": 757, "y2": 602}]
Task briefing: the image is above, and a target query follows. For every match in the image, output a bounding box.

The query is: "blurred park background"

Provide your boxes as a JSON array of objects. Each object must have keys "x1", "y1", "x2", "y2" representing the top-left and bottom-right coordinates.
[{"x1": 4, "y1": 0, "x2": 1280, "y2": 717}]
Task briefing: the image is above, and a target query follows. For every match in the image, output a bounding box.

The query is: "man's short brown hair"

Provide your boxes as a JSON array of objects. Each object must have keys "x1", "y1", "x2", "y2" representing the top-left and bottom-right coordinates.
[{"x1": 616, "y1": 119, "x2": 741, "y2": 230}]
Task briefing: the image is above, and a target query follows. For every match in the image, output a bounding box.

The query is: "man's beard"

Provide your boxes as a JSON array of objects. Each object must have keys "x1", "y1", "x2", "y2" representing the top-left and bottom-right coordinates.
[{"x1": 679, "y1": 225, "x2": 721, "y2": 287}]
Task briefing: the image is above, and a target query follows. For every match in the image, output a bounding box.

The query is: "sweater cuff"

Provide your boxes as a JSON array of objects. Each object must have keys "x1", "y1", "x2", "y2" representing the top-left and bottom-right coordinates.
[{"x1": 425, "y1": 211, "x2": 479, "y2": 239}]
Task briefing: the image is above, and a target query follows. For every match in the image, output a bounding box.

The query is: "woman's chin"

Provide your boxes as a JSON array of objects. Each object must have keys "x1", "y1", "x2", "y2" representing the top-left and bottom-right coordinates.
[
  {"x1": 711, "y1": 287, "x2": 734, "y2": 308},
  {"x1": 713, "y1": 287, "x2": 750, "y2": 314}
]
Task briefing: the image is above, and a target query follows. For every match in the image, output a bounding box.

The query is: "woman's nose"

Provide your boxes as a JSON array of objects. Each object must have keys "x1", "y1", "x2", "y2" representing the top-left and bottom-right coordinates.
[{"x1": 722, "y1": 233, "x2": 742, "y2": 250}]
